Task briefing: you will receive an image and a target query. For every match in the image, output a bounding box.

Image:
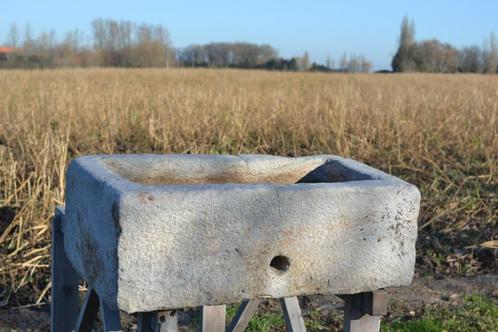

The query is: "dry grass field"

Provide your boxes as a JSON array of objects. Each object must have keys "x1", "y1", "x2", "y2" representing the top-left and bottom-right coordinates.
[{"x1": 0, "y1": 68, "x2": 496, "y2": 308}]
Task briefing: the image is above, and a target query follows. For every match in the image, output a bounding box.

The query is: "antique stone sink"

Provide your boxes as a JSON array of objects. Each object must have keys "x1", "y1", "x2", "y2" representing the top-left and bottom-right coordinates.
[{"x1": 63, "y1": 154, "x2": 420, "y2": 313}]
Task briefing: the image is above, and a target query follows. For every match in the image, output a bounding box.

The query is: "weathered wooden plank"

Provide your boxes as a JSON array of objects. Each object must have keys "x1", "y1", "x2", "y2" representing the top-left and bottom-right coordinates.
[
  {"x1": 51, "y1": 206, "x2": 80, "y2": 332},
  {"x1": 74, "y1": 288, "x2": 100, "y2": 332},
  {"x1": 137, "y1": 312, "x2": 155, "y2": 332},
  {"x1": 365, "y1": 291, "x2": 387, "y2": 317},
  {"x1": 342, "y1": 293, "x2": 381, "y2": 332},
  {"x1": 280, "y1": 297, "x2": 306, "y2": 332},
  {"x1": 227, "y1": 299, "x2": 261, "y2": 332},
  {"x1": 201, "y1": 305, "x2": 226, "y2": 332}
]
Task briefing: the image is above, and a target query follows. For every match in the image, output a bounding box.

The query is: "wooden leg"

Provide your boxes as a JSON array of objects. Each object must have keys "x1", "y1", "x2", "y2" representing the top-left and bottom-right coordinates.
[
  {"x1": 137, "y1": 312, "x2": 156, "y2": 332},
  {"x1": 100, "y1": 297, "x2": 123, "y2": 331},
  {"x1": 51, "y1": 206, "x2": 80, "y2": 332},
  {"x1": 75, "y1": 288, "x2": 100, "y2": 332},
  {"x1": 137, "y1": 311, "x2": 178, "y2": 332},
  {"x1": 280, "y1": 297, "x2": 306, "y2": 332},
  {"x1": 227, "y1": 299, "x2": 261, "y2": 332},
  {"x1": 201, "y1": 305, "x2": 226, "y2": 332},
  {"x1": 341, "y1": 292, "x2": 386, "y2": 332}
]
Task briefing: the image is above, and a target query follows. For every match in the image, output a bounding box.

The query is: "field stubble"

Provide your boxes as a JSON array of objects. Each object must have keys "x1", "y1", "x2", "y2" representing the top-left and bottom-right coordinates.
[{"x1": 0, "y1": 68, "x2": 496, "y2": 306}]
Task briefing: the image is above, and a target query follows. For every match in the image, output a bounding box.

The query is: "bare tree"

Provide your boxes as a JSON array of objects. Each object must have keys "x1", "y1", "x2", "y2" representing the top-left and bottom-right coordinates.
[
  {"x1": 90, "y1": 18, "x2": 174, "y2": 67},
  {"x1": 359, "y1": 55, "x2": 373, "y2": 73},
  {"x1": 347, "y1": 54, "x2": 360, "y2": 72},
  {"x1": 300, "y1": 51, "x2": 310, "y2": 71},
  {"x1": 459, "y1": 46, "x2": 482, "y2": 73},
  {"x1": 326, "y1": 55, "x2": 334, "y2": 69},
  {"x1": 339, "y1": 53, "x2": 348, "y2": 71},
  {"x1": 23, "y1": 23, "x2": 34, "y2": 51},
  {"x1": 483, "y1": 32, "x2": 498, "y2": 74},
  {"x1": 179, "y1": 44, "x2": 206, "y2": 67},
  {"x1": 56, "y1": 30, "x2": 84, "y2": 66},
  {"x1": 258, "y1": 44, "x2": 277, "y2": 64},
  {"x1": 91, "y1": 18, "x2": 111, "y2": 65},
  {"x1": 6, "y1": 23, "x2": 20, "y2": 47},
  {"x1": 412, "y1": 39, "x2": 459, "y2": 73}
]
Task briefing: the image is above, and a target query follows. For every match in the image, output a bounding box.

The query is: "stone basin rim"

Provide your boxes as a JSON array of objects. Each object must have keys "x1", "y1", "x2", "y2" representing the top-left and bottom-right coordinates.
[{"x1": 72, "y1": 153, "x2": 407, "y2": 188}]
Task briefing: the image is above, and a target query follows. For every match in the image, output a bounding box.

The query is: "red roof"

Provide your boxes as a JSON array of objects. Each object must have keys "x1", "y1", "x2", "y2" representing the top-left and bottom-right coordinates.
[{"x1": 0, "y1": 47, "x2": 19, "y2": 53}]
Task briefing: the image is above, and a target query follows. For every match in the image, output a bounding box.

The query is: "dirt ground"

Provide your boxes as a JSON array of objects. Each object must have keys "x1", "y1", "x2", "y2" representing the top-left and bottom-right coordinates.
[{"x1": 0, "y1": 274, "x2": 496, "y2": 331}]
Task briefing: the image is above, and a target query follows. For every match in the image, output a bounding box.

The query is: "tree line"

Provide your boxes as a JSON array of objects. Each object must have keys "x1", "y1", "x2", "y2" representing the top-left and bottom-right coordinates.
[
  {"x1": 2, "y1": 19, "x2": 175, "y2": 68},
  {"x1": 392, "y1": 16, "x2": 498, "y2": 73},
  {"x1": 1, "y1": 18, "x2": 371, "y2": 72},
  {"x1": 3, "y1": 17, "x2": 495, "y2": 73}
]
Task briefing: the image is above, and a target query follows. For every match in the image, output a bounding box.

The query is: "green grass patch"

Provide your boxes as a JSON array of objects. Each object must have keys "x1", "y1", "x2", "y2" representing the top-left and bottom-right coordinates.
[
  {"x1": 382, "y1": 295, "x2": 498, "y2": 332},
  {"x1": 226, "y1": 305, "x2": 285, "y2": 332}
]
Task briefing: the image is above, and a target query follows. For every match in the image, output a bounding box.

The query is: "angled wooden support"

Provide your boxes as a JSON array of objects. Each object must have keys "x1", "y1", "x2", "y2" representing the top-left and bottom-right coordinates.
[
  {"x1": 137, "y1": 310, "x2": 178, "y2": 332},
  {"x1": 72, "y1": 288, "x2": 123, "y2": 332},
  {"x1": 200, "y1": 305, "x2": 226, "y2": 332},
  {"x1": 340, "y1": 291, "x2": 386, "y2": 332},
  {"x1": 100, "y1": 297, "x2": 123, "y2": 331},
  {"x1": 51, "y1": 206, "x2": 80, "y2": 332},
  {"x1": 75, "y1": 288, "x2": 100, "y2": 332},
  {"x1": 280, "y1": 297, "x2": 307, "y2": 332},
  {"x1": 227, "y1": 299, "x2": 261, "y2": 332},
  {"x1": 228, "y1": 297, "x2": 306, "y2": 332}
]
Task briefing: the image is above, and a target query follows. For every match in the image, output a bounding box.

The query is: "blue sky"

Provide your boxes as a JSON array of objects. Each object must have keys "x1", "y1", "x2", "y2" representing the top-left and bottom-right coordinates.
[{"x1": 1, "y1": 1, "x2": 497, "y2": 69}]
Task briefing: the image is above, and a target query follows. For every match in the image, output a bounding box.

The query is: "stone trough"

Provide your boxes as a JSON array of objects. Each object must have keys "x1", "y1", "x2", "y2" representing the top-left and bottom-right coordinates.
[{"x1": 52, "y1": 154, "x2": 420, "y2": 332}]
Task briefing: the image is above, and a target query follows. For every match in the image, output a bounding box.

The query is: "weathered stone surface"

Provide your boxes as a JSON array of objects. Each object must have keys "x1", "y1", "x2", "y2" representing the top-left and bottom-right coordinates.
[{"x1": 63, "y1": 154, "x2": 420, "y2": 313}]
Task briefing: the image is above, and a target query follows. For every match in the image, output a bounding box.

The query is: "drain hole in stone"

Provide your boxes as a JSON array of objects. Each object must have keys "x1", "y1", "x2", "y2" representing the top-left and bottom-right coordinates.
[{"x1": 270, "y1": 255, "x2": 291, "y2": 272}]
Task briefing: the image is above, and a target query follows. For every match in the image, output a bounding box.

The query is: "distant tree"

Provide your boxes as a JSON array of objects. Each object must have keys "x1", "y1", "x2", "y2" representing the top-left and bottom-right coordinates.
[
  {"x1": 412, "y1": 39, "x2": 459, "y2": 73},
  {"x1": 179, "y1": 42, "x2": 277, "y2": 69},
  {"x1": 299, "y1": 51, "x2": 310, "y2": 71},
  {"x1": 309, "y1": 62, "x2": 330, "y2": 72},
  {"x1": 56, "y1": 30, "x2": 84, "y2": 66},
  {"x1": 261, "y1": 57, "x2": 293, "y2": 71},
  {"x1": 6, "y1": 23, "x2": 19, "y2": 47},
  {"x1": 359, "y1": 55, "x2": 373, "y2": 73},
  {"x1": 36, "y1": 29, "x2": 57, "y2": 65},
  {"x1": 257, "y1": 44, "x2": 278, "y2": 64},
  {"x1": 339, "y1": 53, "x2": 348, "y2": 71},
  {"x1": 235, "y1": 42, "x2": 262, "y2": 67},
  {"x1": 91, "y1": 18, "x2": 106, "y2": 65},
  {"x1": 483, "y1": 32, "x2": 498, "y2": 74},
  {"x1": 459, "y1": 46, "x2": 482, "y2": 73},
  {"x1": 347, "y1": 54, "x2": 360, "y2": 72},
  {"x1": 326, "y1": 55, "x2": 334, "y2": 70},
  {"x1": 179, "y1": 44, "x2": 207, "y2": 67},
  {"x1": 203, "y1": 43, "x2": 223, "y2": 67},
  {"x1": 287, "y1": 57, "x2": 298, "y2": 71},
  {"x1": 132, "y1": 23, "x2": 173, "y2": 67},
  {"x1": 23, "y1": 23, "x2": 34, "y2": 52},
  {"x1": 90, "y1": 18, "x2": 173, "y2": 67},
  {"x1": 335, "y1": 53, "x2": 373, "y2": 73},
  {"x1": 392, "y1": 16, "x2": 416, "y2": 72}
]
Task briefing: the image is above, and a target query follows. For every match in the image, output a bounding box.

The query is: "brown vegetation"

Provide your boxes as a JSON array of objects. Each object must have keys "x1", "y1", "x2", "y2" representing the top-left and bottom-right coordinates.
[{"x1": 0, "y1": 68, "x2": 496, "y2": 306}]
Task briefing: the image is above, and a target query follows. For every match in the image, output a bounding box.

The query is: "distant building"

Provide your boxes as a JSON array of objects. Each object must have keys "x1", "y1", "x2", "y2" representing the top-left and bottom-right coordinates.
[{"x1": 0, "y1": 47, "x2": 20, "y2": 61}]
